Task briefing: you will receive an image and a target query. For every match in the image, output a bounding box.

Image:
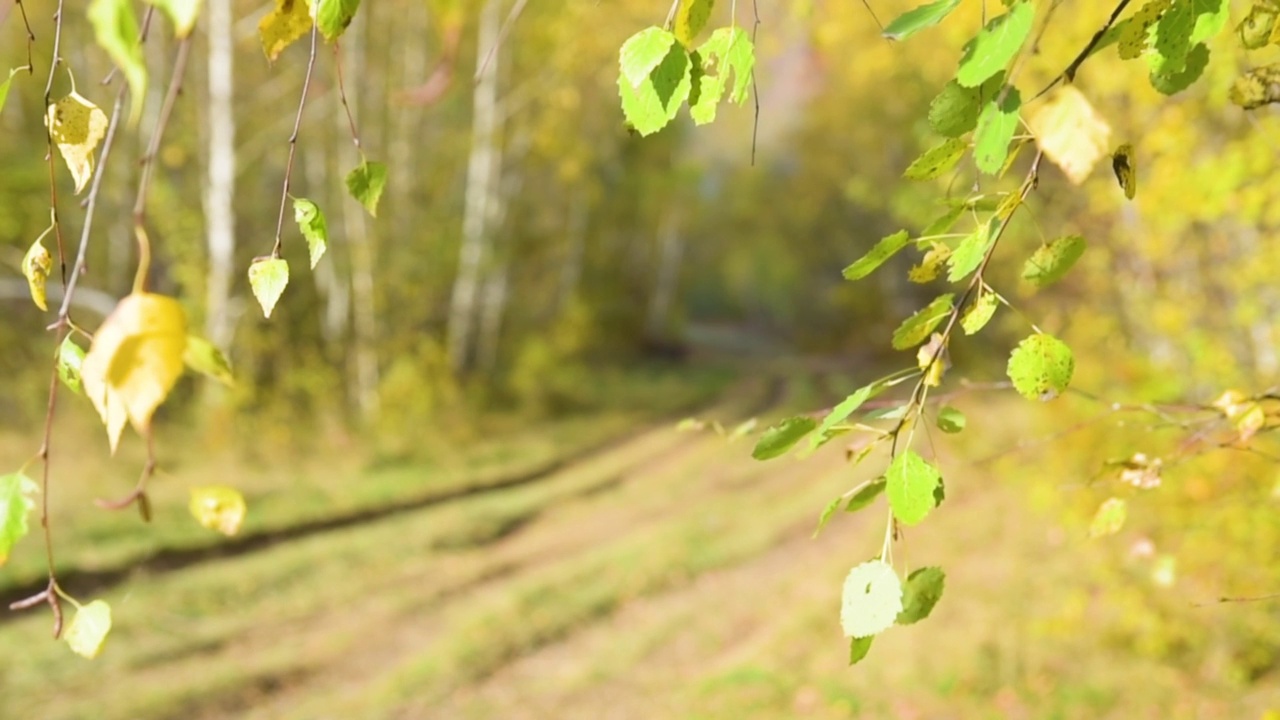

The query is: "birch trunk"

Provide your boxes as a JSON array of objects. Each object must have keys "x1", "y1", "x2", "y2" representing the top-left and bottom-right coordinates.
[{"x1": 203, "y1": 0, "x2": 236, "y2": 350}]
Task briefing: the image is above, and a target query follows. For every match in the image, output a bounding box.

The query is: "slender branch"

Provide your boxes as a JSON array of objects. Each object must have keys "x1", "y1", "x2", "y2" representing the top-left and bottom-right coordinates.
[
  {"x1": 332, "y1": 40, "x2": 362, "y2": 151},
  {"x1": 1032, "y1": 0, "x2": 1132, "y2": 101},
  {"x1": 15, "y1": 0, "x2": 35, "y2": 71},
  {"x1": 101, "y1": 5, "x2": 155, "y2": 86},
  {"x1": 131, "y1": 35, "x2": 193, "y2": 293},
  {"x1": 41, "y1": 0, "x2": 66, "y2": 285},
  {"x1": 475, "y1": 0, "x2": 529, "y2": 82},
  {"x1": 749, "y1": 0, "x2": 760, "y2": 166},
  {"x1": 273, "y1": 23, "x2": 320, "y2": 257},
  {"x1": 94, "y1": 429, "x2": 156, "y2": 521}
]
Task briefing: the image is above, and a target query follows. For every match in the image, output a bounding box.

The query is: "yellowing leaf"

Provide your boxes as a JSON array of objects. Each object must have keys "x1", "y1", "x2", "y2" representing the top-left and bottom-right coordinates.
[
  {"x1": 1118, "y1": 0, "x2": 1172, "y2": 59},
  {"x1": 260, "y1": 0, "x2": 313, "y2": 61},
  {"x1": 1089, "y1": 497, "x2": 1127, "y2": 538},
  {"x1": 0, "y1": 472, "x2": 38, "y2": 567},
  {"x1": 1026, "y1": 86, "x2": 1112, "y2": 185},
  {"x1": 960, "y1": 290, "x2": 998, "y2": 334},
  {"x1": 1112, "y1": 143, "x2": 1137, "y2": 199},
  {"x1": 21, "y1": 236, "x2": 52, "y2": 311},
  {"x1": 183, "y1": 335, "x2": 234, "y2": 387},
  {"x1": 46, "y1": 93, "x2": 110, "y2": 194},
  {"x1": 87, "y1": 0, "x2": 146, "y2": 123},
  {"x1": 189, "y1": 486, "x2": 247, "y2": 536},
  {"x1": 145, "y1": 0, "x2": 204, "y2": 37},
  {"x1": 248, "y1": 257, "x2": 289, "y2": 318},
  {"x1": 64, "y1": 599, "x2": 112, "y2": 659},
  {"x1": 81, "y1": 293, "x2": 188, "y2": 454},
  {"x1": 916, "y1": 333, "x2": 948, "y2": 387},
  {"x1": 674, "y1": 0, "x2": 714, "y2": 47}
]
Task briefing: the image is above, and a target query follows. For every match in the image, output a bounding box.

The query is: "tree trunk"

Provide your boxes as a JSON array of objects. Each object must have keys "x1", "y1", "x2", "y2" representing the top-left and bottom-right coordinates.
[
  {"x1": 646, "y1": 210, "x2": 684, "y2": 339},
  {"x1": 203, "y1": 0, "x2": 236, "y2": 350},
  {"x1": 446, "y1": 0, "x2": 503, "y2": 374}
]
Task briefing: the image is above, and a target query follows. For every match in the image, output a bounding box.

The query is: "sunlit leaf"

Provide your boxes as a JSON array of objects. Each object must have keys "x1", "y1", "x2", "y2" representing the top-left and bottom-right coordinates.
[
  {"x1": 1237, "y1": 3, "x2": 1277, "y2": 49},
  {"x1": 0, "y1": 67, "x2": 22, "y2": 116},
  {"x1": 688, "y1": 27, "x2": 754, "y2": 124},
  {"x1": 1026, "y1": 86, "x2": 1112, "y2": 185},
  {"x1": 891, "y1": 294, "x2": 954, "y2": 350},
  {"x1": 1007, "y1": 333, "x2": 1074, "y2": 401},
  {"x1": 937, "y1": 406, "x2": 966, "y2": 433},
  {"x1": 814, "y1": 497, "x2": 842, "y2": 537},
  {"x1": 293, "y1": 198, "x2": 328, "y2": 268},
  {"x1": 928, "y1": 77, "x2": 1002, "y2": 137},
  {"x1": 909, "y1": 243, "x2": 951, "y2": 283},
  {"x1": 947, "y1": 221, "x2": 994, "y2": 282},
  {"x1": 346, "y1": 160, "x2": 388, "y2": 217},
  {"x1": 189, "y1": 485, "x2": 247, "y2": 536},
  {"x1": 849, "y1": 635, "x2": 874, "y2": 665},
  {"x1": 1229, "y1": 63, "x2": 1280, "y2": 109},
  {"x1": 1111, "y1": 143, "x2": 1137, "y2": 199},
  {"x1": 259, "y1": 0, "x2": 313, "y2": 62},
  {"x1": 916, "y1": 333, "x2": 947, "y2": 387},
  {"x1": 315, "y1": 0, "x2": 360, "y2": 42},
  {"x1": 1118, "y1": 0, "x2": 1171, "y2": 59},
  {"x1": 64, "y1": 599, "x2": 112, "y2": 659},
  {"x1": 812, "y1": 381, "x2": 886, "y2": 448},
  {"x1": 960, "y1": 290, "x2": 998, "y2": 334},
  {"x1": 674, "y1": 0, "x2": 714, "y2": 46},
  {"x1": 87, "y1": 0, "x2": 146, "y2": 123},
  {"x1": 886, "y1": 450, "x2": 942, "y2": 525},
  {"x1": 922, "y1": 205, "x2": 965, "y2": 238},
  {"x1": 144, "y1": 0, "x2": 203, "y2": 37},
  {"x1": 21, "y1": 236, "x2": 52, "y2": 311},
  {"x1": 752, "y1": 416, "x2": 817, "y2": 460},
  {"x1": 46, "y1": 93, "x2": 110, "y2": 194},
  {"x1": 973, "y1": 87, "x2": 1021, "y2": 175},
  {"x1": 883, "y1": 0, "x2": 962, "y2": 40},
  {"x1": 248, "y1": 257, "x2": 289, "y2": 319},
  {"x1": 843, "y1": 230, "x2": 910, "y2": 281},
  {"x1": 619, "y1": 43, "x2": 692, "y2": 136},
  {"x1": 1190, "y1": 0, "x2": 1230, "y2": 43},
  {"x1": 955, "y1": 2, "x2": 1035, "y2": 87},
  {"x1": 1148, "y1": 42, "x2": 1209, "y2": 95},
  {"x1": 1089, "y1": 497, "x2": 1127, "y2": 538},
  {"x1": 897, "y1": 566, "x2": 946, "y2": 624},
  {"x1": 1022, "y1": 235, "x2": 1086, "y2": 287},
  {"x1": 58, "y1": 335, "x2": 87, "y2": 395},
  {"x1": 840, "y1": 560, "x2": 903, "y2": 638},
  {"x1": 619, "y1": 27, "x2": 677, "y2": 88},
  {"x1": 183, "y1": 335, "x2": 234, "y2": 387},
  {"x1": 903, "y1": 138, "x2": 967, "y2": 181},
  {"x1": 0, "y1": 472, "x2": 38, "y2": 567},
  {"x1": 845, "y1": 479, "x2": 887, "y2": 513}
]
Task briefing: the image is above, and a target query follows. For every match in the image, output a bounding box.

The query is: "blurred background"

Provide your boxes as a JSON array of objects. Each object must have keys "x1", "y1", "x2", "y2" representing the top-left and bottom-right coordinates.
[{"x1": 2, "y1": 0, "x2": 1280, "y2": 717}]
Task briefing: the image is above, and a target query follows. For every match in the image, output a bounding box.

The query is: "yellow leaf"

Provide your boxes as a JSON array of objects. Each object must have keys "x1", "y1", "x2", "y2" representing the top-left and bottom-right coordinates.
[
  {"x1": 259, "y1": 0, "x2": 313, "y2": 61},
  {"x1": 1112, "y1": 143, "x2": 1136, "y2": 199},
  {"x1": 21, "y1": 237, "x2": 52, "y2": 311},
  {"x1": 1026, "y1": 86, "x2": 1112, "y2": 185},
  {"x1": 916, "y1": 333, "x2": 948, "y2": 387},
  {"x1": 909, "y1": 243, "x2": 951, "y2": 283},
  {"x1": 64, "y1": 599, "x2": 112, "y2": 659},
  {"x1": 81, "y1": 294, "x2": 188, "y2": 454},
  {"x1": 45, "y1": 93, "x2": 109, "y2": 194},
  {"x1": 248, "y1": 257, "x2": 290, "y2": 318},
  {"x1": 189, "y1": 486, "x2": 247, "y2": 536}
]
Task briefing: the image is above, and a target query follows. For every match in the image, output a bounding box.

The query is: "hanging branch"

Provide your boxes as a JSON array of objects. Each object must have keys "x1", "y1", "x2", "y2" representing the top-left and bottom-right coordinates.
[
  {"x1": 272, "y1": 23, "x2": 320, "y2": 257},
  {"x1": 332, "y1": 40, "x2": 363, "y2": 151},
  {"x1": 14, "y1": 0, "x2": 35, "y2": 71},
  {"x1": 475, "y1": 0, "x2": 529, "y2": 82},
  {"x1": 41, "y1": 0, "x2": 66, "y2": 285}
]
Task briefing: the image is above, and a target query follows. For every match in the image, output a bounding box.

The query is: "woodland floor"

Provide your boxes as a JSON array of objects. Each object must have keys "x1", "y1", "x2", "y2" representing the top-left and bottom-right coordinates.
[{"x1": 0, "y1": 369, "x2": 1277, "y2": 719}]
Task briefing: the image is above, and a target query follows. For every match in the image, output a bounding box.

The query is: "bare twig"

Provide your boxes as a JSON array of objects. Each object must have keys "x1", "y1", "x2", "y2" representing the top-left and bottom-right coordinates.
[
  {"x1": 749, "y1": 0, "x2": 760, "y2": 166},
  {"x1": 101, "y1": 5, "x2": 155, "y2": 86},
  {"x1": 332, "y1": 41, "x2": 362, "y2": 151},
  {"x1": 15, "y1": 0, "x2": 35, "y2": 71},
  {"x1": 273, "y1": 23, "x2": 320, "y2": 257},
  {"x1": 1032, "y1": 0, "x2": 1132, "y2": 101},
  {"x1": 94, "y1": 430, "x2": 156, "y2": 520},
  {"x1": 475, "y1": 0, "x2": 529, "y2": 82},
  {"x1": 41, "y1": 0, "x2": 66, "y2": 285}
]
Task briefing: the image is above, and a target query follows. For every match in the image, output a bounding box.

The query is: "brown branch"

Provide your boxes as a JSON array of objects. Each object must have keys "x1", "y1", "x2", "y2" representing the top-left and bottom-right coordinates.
[
  {"x1": 14, "y1": 0, "x2": 35, "y2": 71},
  {"x1": 41, "y1": 0, "x2": 65, "y2": 286},
  {"x1": 1032, "y1": 0, "x2": 1132, "y2": 102},
  {"x1": 272, "y1": 22, "x2": 320, "y2": 257},
  {"x1": 94, "y1": 429, "x2": 156, "y2": 521},
  {"x1": 475, "y1": 0, "x2": 528, "y2": 82},
  {"x1": 332, "y1": 40, "x2": 362, "y2": 151},
  {"x1": 750, "y1": 0, "x2": 761, "y2": 166}
]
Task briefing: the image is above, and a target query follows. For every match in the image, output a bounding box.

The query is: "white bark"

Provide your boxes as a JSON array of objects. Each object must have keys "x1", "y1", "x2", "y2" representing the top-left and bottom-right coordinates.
[
  {"x1": 446, "y1": 0, "x2": 503, "y2": 374},
  {"x1": 203, "y1": 0, "x2": 236, "y2": 350}
]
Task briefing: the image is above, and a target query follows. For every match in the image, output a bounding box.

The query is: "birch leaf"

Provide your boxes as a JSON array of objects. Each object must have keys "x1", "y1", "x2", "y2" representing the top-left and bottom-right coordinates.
[
  {"x1": 64, "y1": 600, "x2": 112, "y2": 659},
  {"x1": 248, "y1": 258, "x2": 289, "y2": 319},
  {"x1": 841, "y1": 560, "x2": 904, "y2": 638},
  {"x1": 58, "y1": 335, "x2": 87, "y2": 395},
  {"x1": 619, "y1": 27, "x2": 677, "y2": 88},
  {"x1": 0, "y1": 67, "x2": 21, "y2": 116},
  {"x1": 21, "y1": 237, "x2": 52, "y2": 311},
  {"x1": 46, "y1": 93, "x2": 109, "y2": 194},
  {"x1": 891, "y1": 294, "x2": 954, "y2": 350},
  {"x1": 145, "y1": 0, "x2": 203, "y2": 37},
  {"x1": 0, "y1": 472, "x2": 38, "y2": 567},
  {"x1": 87, "y1": 0, "x2": 146, "y2": 123},
  {"x1": 674, "y1": 0, "x2": 715, "y2": 47},
  {"x1": 1090, "y1": 497, "x2": 1127, "y2": 538},
  {"x1": 259, "y1": 0, "x2": 313, "y2": 62},
  {"x1": 183, "y1": 335, "x2": 234, "y2": 387},
  {"x1": 1022, "y1": 235, "x2": 1086, "y2": 287},
  {"x1": 1025, "y1": 86, "x2": 1112, "y2": 185},
  {"x1": 346, "y1": 160, "x2": 388, "y2": 217},
  {"x1": 315, "y1": 0, "x2": 360, "y2": 41},
  {"x1": 189, "y1": 486, "x2": 247, "y2": 536},
  {"x1": 293, "y1": 198, "x2": 328, "y2": 268},
  {"x1": 1007, "y1": 333, "x2": 1074, "y2": 401},
  {"x1": 955, "y1": 2, "x2": 1035, "y2": 87}
]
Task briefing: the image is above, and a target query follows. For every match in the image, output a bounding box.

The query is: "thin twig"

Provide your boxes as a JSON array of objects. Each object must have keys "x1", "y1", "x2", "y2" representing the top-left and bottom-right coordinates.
[
  {"x1": 475, "y1": 0, "x2": 528, "y2": 82},
  {"x1": 332, "y1": 41, "x2": 362, "y2": 151},
  {"x1": 749, "y1": 0, "x2": 760, "y2": 166},
  {"x1": 41, "y1": 0, "x2": 66, "y2": 285},
  {"x1": 94, "y1": 430, "x2": 156, "y2": 519},
  {"x1": 15, "y1": 0, "x2": 35, "y2": 71},
  {"x1": 273, "y1": 23, "x2": 320, "y2": 257},
  {"x1": 102, "y1": 5, "x2": 155, "y2": 86},
  {"x1": 1032, "y1": 0, "x2": 1132, "y2": 101}
]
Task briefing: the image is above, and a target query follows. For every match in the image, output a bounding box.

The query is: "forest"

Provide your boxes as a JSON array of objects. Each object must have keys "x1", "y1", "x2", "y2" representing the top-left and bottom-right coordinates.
[{"x1": 2, "y1": 0, "x2": 1280, "y2": 717}]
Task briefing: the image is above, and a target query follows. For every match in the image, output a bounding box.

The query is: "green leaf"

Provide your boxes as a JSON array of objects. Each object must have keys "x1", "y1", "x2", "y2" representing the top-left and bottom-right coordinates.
[
  {"x1": 1007, "y1": 333, "x2": 1074, "y2": 401},
  {"x1": 844, "y1": 230, "x2": 910, "y2": 281},
  {"x1": 849, "y1": 635, "x2": 874, "y2": 665},
  {"x1": 0, "y1": 472, "x2": 38, "y2": 567},
  {"x1": 752, "y1": 416, "x2": 817, "y2": 460},
  {"x1": 812, "y1": 382, "x2": 886, "y2": 448},
  {"x1": 248, "y1": 258, "x2": 289, "y2": 319},
  {"x1": 619, "y1": 44, "x2": 692, "y2": 136},
  {"x1": 961, "y1": 291, "x2": 998, "y2": 334},
  {"x1": 921, "y1": 205, "x2": 965, "y2": 237},
  {"x1": 814, "y1": 497, "x2": 842, "y2": 537},
  {"x1": 1148, "y1": 42, "x2": 1209, "y2": 95},
  {"x1": 883, "y1": 0, "x2": 963, "y2": 40},
  {"x1": 946, "y1": 222, "x2": 994, "y2": 282},
  {"x1": 293, "y1": 198, "x2": 329, "y2": 269},
  {"x1": 0, "y1": 67, "x2": 21, "y2": 117},
  {"x1": 892, "y1": 294, "x2": 954, "y2": 350},
  {"x1": 845, "y1": 479, "x2": 886, "y2": 513},
  {"x1": 903, "y1": 138, "x2": 968, "y2": 181},
  {"x1": 973, "y1": 87, "x2": 1021, "y2": 175},
  {"x1": 896, "y1": 567, "x2": 946, "y2": 624},
  {"x1": 346, "y1": 160, "x2": 388, "y2": 217},
  {"x1": 619, "y1": 27, "x2": 677, "y2": 88},
  {"x1": 1151, "y1": 0, "x2": 1195, "y2": 75},
  {"x1": 674, "y1": 0, "x2": 715, "y2": 46},
  {"x1": 937, "y1": 406, "x2": 966, "y2": 433},
  {"x1": 955, "y1": 2, "x2": 1035, "y2": 88},
  {"x1": 183, "y1": 335, "x2": 234, "y2": 387},
  {"x1": 886, "y1": 450, "x2": 942, "y2": 525},
  {"x1": 1089, "y1": 497, "x2": 1127, "y2": 538},
  {"x1": 1190, "y1": 0, "x2": 1229, "y2": 43},
  {"x1": 88, "y1": 0, "x2": 147, "y2": 124},
  {"x1": 689, "y1": 28, "x2": 755, "y2": 124},
  {"x1": 64, "y1": 599, "x2": 112, "y2": 659},
  {"x1": 1022, "y1": 235, "x2": 1085, "y2": 287},
  {"x1": 928, "y1": 79, "x2": 986, "y2": 137},
  {"x1": 144, "y1": 0, "x2": 202, "y2": 37},
  {"x1": 315, "y1": 0, "x2": 360, "y2": 42},
  {"x1": 840, "y1": 560, "x2": 904, "y2": 638},
  {"x1": 58, "y1": 335, "x2": 87, "y2": 395}
]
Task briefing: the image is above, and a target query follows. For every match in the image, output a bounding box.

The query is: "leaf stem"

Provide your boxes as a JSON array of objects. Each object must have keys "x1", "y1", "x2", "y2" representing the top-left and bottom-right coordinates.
[
  {"x1": 273, "y1": 22, "x2": 320, "y2": 258},
  {"x1": 332, "y1": 40, "x2": 362, "y2": 152}
]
